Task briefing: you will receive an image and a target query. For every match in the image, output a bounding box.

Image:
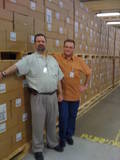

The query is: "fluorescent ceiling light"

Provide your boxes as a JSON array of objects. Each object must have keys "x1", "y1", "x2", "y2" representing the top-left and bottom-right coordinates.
[
  {"x1": 107, "y1": 22, "x2": 120, "y2": 25},
  {"x1": 96, "y1": 12, "x2": 120, "y2": 17}
]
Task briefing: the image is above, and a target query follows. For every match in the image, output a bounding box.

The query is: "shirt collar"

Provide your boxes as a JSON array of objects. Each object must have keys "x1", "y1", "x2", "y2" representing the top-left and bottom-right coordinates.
[
  {"x1": 62, "y1": 53, "x2": 74, "y2": 61},
  {"x1": 35, "y1": 52, "x2": 48, "y2": 58}
]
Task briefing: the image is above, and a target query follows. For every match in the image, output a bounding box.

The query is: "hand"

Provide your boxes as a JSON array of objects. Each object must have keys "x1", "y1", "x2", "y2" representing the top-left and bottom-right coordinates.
[
  {"x1": 58, "y1": 94, "x2": 63, "y2": 102},
  {"x1": 80, "y1": 85, "x2": 88, "y2": 93}
]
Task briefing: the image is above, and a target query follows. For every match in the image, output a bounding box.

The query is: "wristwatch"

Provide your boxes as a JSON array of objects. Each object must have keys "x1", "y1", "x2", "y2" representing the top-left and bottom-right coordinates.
[{"x1": 1, "y1": 71, "x2": 6, "y2": 78}]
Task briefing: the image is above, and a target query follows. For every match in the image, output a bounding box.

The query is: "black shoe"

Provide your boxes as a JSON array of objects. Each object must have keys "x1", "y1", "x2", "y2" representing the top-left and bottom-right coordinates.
[
  {"x1": 34, "y1": 152, "x2": 44, "y2": 160},
  {"x1": 60, "y1": 140, "x2": 66, "y2": 148},
  {"x1": 54, "y1": 144, "x2": 64, "y2": 152},
  {"x1": 67, "y1": 138, "x2": 74, "y2": 145},
  {"x1": 47, "y1": 144, "x2": 63, "y2": 152}
]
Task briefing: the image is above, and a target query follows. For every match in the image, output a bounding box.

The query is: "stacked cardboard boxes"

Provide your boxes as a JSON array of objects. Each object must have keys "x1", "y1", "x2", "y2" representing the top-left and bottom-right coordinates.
[
  {"x1": 114, "y1": 58, "x2": 120, "y2": 83},
  {"x1": 45, "y1": 0, "x2": 74, "y2": 53},
  {"x1": 0, "y1": 61, "x2": 31, "y2": 159}
]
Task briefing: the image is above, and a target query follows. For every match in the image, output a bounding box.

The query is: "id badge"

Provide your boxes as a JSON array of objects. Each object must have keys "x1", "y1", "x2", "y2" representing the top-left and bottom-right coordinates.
[
  {"x1": 69, "y1": 71, "x2": 74, "y2": 78},
  {"x1": 43, "y1": 67, "x2": 48, "y2": 73}
]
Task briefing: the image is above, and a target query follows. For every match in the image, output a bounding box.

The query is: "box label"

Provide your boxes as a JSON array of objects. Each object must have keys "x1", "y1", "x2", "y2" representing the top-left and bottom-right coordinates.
[
  {"x1": 66, "y1": 17, "x2": 70, "y2": 24},
  {"x1": 59, "y1": 27, "x2": 63, "y2": 34},
  {"x1": 16, "y1": 98, "x2": 22, "y2": 107},
  {"x1": 10, "y1": 0, "x2": 16, "y2": 3},
  {"x1": 0, "y1": 123, "x2": 6, "y2": 134},
  {"x1": 46, "y1": 8, "x2": 52, "y2": 24},
  {"x1": 22, "y1": 113, "x2": 28, "y2": 122},
  {"x1": 30, "y1": 1, "x2": 36, "y2": 10},
  {"x1": 59, "y1": 1, "x2": 63, "y2": 8},
  {"x1": 75, "y1": 22, "x2": 78, "y2": 33},
  {"x1": 22, "y1": 80, "x2": 28, "y2": 88},
  {"x1": 30, "y1": 35, "x2": 34, "y2": 44},
  {"x1": 0, "y1": 83, "x2": 6, "y2": 93},
  {"x1": 47, "y1": 24, "x2": 52, "y2": 32},
  {"x1": 0, "y1": 104, "x2": 7, "y2": 123},
  {"x1": 56, "y1": 12, "x2": 60, "y2": 20},
  {"x1": 16, "y1": 132, "x2": 22, "y2": 142},
  {"x1": 10, "y1": 32, "x2": 16, "y2": 41},
  {"x1": 56, "y1": 40, "x2": 60, "y2": 47}
]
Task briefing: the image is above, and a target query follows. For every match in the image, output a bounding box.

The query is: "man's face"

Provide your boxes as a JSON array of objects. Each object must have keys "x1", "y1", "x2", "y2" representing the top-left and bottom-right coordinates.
[
  {"x1": 64, "y1": 42, "x2": 74, "y2": 57},
  {"x1": 35, "y1": 36, "x2": 46, "y2": 52}
]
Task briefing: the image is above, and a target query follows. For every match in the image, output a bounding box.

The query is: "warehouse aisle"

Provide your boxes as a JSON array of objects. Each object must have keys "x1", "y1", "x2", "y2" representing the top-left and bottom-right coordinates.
[
  {"x1": 23, "y1": 137, "x2": 120, "y2": 160},
  {"x1": 76, "y1": 86, "x2": 120, "y2": 141},
  {"x1": 23, "y1": 86, "x2": 120, "y2": 160}
]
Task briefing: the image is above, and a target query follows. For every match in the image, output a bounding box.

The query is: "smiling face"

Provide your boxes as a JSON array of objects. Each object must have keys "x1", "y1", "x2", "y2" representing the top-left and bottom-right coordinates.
[
  {"x1": 63, "y1": 41, "x2": 75, "y2": 57},
  {"x1": 34, "y1": 35, "x2": 46, "y2": 53}
]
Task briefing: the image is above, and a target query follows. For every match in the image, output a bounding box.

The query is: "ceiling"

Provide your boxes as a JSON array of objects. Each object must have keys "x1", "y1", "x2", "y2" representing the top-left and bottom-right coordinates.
[{"x1": 80, "y1": 0, "x2": 120, "y2": 26}]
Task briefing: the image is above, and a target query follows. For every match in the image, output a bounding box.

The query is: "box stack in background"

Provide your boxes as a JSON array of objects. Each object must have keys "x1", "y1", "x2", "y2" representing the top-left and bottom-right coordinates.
[
  {"x1": 114, "y1": 58, "x2": 120, "y2": 84},
  {"x1": 99, "y1": 22, "x2": 108, "y2": 55},
  {"x1": 74, "y1": 1, "x2": 88, "y2": 54},
  {"x1": 0, "y1": 0, "x2": 119, "y2": 57},
  {"x1": 0, "y1": 61, "x2": 31, "y2": 160},
  {"x1": 45, "y1": 0, "x2": 74, "y2": 53},
  {"x1": 108, "y1": 26, "x2": 115, "y2": 56}
]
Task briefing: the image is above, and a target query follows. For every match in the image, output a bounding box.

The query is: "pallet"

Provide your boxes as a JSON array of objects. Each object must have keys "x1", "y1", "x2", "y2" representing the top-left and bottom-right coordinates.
[
  {"x1": 3, "y1": 142, "x2": 31, "y2": 160},
  {"x1": 77, "y1": 83, "x2": 120, "y2": 118}
]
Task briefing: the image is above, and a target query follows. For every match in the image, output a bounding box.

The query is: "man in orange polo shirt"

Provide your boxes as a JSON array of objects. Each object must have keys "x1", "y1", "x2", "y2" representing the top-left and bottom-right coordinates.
[{"x1": 53, "y1": 39, "x2": 91, "y2": 148}]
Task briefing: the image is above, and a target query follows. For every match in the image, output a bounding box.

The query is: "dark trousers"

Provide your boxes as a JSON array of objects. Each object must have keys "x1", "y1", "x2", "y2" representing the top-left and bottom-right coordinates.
[{"x1": 58, "y1": 100, "x2": 80, "y2": 142}]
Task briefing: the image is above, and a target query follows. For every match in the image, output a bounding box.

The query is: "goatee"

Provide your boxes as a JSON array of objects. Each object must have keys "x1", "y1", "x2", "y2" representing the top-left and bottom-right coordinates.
[{"x1": 37, "y1": 45, "x2": 46, "y2": 53}]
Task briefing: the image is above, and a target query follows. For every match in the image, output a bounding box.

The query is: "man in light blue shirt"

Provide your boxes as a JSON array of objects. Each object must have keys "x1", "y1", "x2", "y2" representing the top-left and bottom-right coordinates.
[{"x1": 0, "y1": 33, "x2": 64, "y2": 160}]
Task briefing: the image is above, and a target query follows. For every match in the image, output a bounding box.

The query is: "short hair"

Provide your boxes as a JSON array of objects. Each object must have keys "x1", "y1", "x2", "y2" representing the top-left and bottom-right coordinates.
[
  {"x1": 64, "y1": 39, "x2": 75, "y2": 48},
  {"x1": 34, "y1": 33, "x2": 47, "y2": 43}
]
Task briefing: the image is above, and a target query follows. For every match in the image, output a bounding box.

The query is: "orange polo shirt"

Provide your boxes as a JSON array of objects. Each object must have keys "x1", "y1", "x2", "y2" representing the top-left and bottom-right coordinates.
[{"x1": 53, "y1": 53, "x2": 91, "y2": 101}]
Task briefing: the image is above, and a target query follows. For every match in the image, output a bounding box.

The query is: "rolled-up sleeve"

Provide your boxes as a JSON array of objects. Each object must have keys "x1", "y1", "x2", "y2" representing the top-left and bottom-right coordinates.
[
  {"x1": 15, "y1": 56, "x2": 29, "y2": 76},
  {"x1": 58, "y1": 66, "x2": 64, "y2": 81}
]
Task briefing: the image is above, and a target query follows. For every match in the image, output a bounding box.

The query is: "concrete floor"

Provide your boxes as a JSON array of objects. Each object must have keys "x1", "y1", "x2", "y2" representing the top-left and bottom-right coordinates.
[
  {"x1": 75, "y1": 86, "x2": 120, "y2": 140},
  {"x1": 23, "y1": 86, "x2": 120, "y2": 160},
  {"x1": 23, "y1": 137, "x2": 120, "y2": 160}
]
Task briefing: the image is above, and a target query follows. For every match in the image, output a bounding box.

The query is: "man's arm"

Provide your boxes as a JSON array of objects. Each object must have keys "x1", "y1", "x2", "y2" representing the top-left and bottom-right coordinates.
[
  {"x1": 84, "y1": 73, "x2": 91, "y2": 87},
  {"x1": 57, "y1": 80, "x2": 63, "y2": 102},
  {"x1": 0, "y1": 64, "x2": 17, "y2": 80}
]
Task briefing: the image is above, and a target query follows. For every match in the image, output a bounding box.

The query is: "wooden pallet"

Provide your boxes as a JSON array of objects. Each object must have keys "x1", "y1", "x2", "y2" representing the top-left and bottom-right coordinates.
[
  {"x1": 3, "y1": 142, "x2": 31, "y2": 160},
  {"x1": 77, "y1": 82, "x2": 120, "y2": 118}
]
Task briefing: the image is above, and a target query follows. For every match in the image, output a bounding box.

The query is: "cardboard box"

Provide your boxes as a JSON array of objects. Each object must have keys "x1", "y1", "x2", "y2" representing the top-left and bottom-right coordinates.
[
  {"x1": 34, "y1": 13, "x2": 45, "y2": 34},
  {"x1": 0, "y1": 89, "x2": 25, "y2": 127},
  {"x1": 0, "y1": 75, "x2": 23, "y2": 94},
  {"x1": 0, "y1": 19, "x2": 13, "y2": 31},
  {"x1": 0, "y1": 8, "x2": 13, "y2": 21},
  {"x1": 0, "y1": 127, "x2": 12, "y2": 159},
  {"x1": 10, "y1": 125, "x2": 24, "y2": 153},
  {"x1": 6, "y1": 31, "x2": 27, "y2": 51},
  {"x1": 8, "y1": 0, "x2": 29, "y2": 7},
  {"x1": 14, "y1": 12, "x2": 34, "y2": 33},
  {"x1": 0, "y1": 8, "x2": 13, "y2": 32},
  {"x1": 5, "y1": 0, "x2": 30, "y2": 15}
]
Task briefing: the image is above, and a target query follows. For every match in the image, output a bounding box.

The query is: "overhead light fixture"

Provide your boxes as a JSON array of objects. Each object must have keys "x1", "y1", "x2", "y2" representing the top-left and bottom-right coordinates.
[
  {"x1": 107, "y1": 22, "x2": 120, "y2": 25},
  {"x1": 96, "y1": 12, "x2": 120, "y2": 17}
]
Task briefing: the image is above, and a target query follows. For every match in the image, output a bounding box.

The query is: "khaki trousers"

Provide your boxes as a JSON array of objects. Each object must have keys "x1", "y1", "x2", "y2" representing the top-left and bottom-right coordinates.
[{"x1": 30, "y1": 92, "x2": 58, "y2": 152}]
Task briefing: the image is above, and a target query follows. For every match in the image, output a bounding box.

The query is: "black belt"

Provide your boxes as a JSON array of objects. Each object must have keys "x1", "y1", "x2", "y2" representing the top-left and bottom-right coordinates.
[{"x1": 29, "y1": 88, "x2": 57, "y2": 95}]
